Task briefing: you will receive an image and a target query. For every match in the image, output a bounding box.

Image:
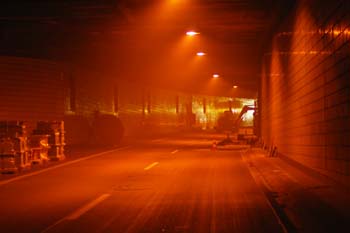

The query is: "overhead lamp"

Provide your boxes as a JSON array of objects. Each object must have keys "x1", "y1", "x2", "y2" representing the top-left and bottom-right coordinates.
[
  {"x1": 186, "y1": 31, "x2": 199, "y2": 36},
  {"x1": 196, "y1": 52, "x2": 206, "y2": 56},
  {"x1": 212, "y1": 74, "x2": 219, "y2": 78}
]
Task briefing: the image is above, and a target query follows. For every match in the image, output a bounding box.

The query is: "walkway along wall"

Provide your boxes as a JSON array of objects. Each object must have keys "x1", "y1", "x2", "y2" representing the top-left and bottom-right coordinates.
[{"x1": 260, "y1": 0, "x2": 350, "y2": 185}]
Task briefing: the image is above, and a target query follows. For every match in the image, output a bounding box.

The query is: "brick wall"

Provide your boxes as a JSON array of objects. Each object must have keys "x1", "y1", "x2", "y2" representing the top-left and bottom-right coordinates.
[
  {"x1": 70, "y1": 69, "x2": 115, "y2": 117},
  {"x1": 115, "y1": 83, "x2": 235, "y2": 136},
  {"x1": 66, "y1": 71, "x2": 237, "y2": 138},
  {"x1": 260, "y1": 0, "x2": 350, "y2": 184},
  {"x1": 0, "y1": 56, "x2": 65, "y2": 121}
]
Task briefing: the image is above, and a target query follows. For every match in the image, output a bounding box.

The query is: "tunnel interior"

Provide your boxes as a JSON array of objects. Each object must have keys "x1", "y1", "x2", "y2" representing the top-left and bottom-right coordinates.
[{"x1": 0, "y1": 0, "x2": 349, "y2": 185}]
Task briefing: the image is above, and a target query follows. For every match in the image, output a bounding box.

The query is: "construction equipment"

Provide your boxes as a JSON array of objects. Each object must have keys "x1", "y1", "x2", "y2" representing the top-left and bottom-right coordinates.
[
  {"x1": 0, "y1": 121, "x2": 65, "y2": 173},
  {"x1": 28, "y1": 135, "x2": 50, "y2": 164},
  {"x1": 234, "y1": 105, "x2": 257, "y2": 143},
  {"x1": 0, "y1": 121, "x2": 31, "y2": 173},
  {"x1": 32, "y1": 121, "x2": 65, "y2": 161}
]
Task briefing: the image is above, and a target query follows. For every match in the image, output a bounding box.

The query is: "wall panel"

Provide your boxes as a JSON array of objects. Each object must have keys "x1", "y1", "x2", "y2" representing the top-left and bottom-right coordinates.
[
  {"x1": 0, "y1": 56, "x2": 65, "y2": 121},
  {"x1": 260, "y1": 0, "x2": 350, "y2": 184}
]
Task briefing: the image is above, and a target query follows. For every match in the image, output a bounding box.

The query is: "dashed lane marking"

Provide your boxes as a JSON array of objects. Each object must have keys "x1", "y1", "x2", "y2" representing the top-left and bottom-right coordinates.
[
  {"x1": 65, "y1": 193, "x2": 111, "y2": 220},
  {"x1": 144, "y1": 162, "x2": 159, "y2": 171},
  {"x1": 41, "y1": 193, "x2": 111, "y2": 233}
]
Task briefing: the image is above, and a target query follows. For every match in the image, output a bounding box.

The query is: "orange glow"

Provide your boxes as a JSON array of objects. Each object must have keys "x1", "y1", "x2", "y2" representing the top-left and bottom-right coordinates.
[
  {"x1": 233, "y1": 85, "x2": 238, "y2": 89},
  {"x1": 186, "y1": 31, "x2": 200, "y2": 36},
  {"x1": 212, "y1": 74, "x2": 219, "y2": 78},
  {"x1": 168, "y1": 0, "x2": 185, "y2": 4},
  {"x1": 277, "y1": 28, "x2": 350, "y2": 38},
  {"x1": 196, "y1": 52, "x2": 206, "y2": 56},
  {"x1": 153, "y1": 0, "x2": 188, "y2": 22}
]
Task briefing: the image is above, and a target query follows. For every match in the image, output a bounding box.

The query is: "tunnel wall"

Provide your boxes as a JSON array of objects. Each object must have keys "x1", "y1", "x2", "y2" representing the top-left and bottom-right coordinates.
[
  {"x1": 63, "y1": 65, "x2": 257, "y2": 144},
  {"x1": 66, "y1": 72, "x2": 236, "y2": 140},
  {"x1": 0, "y1": 56, "x2": 250, "y2": 145},
  {"x1": 260, "y1": 0, "x2": 350, "y2": 184},
  {"x1": 0, "y1": 56, "x2": 65, "y2": 121},
  {"x1": 117, "y1": 85, "x2": 185, "y2": 136}
]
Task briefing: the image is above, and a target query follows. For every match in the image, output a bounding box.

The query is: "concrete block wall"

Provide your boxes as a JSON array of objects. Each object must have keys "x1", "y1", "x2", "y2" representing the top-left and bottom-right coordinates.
[
  {"x1": 70, "y1": 69, "x2": 115, "y2": 117},
  {"x1": 0, "y1": 56, "x2": 65, "y2": 121},
  {"x1": 65, "y1": 71, "x2": 237, "y2": 139},
  {"x1": 114, "y1": 83, "x2": 235, "y2": 136},
  {"x1": 117, "y1": 85, "x2": 185, "y2": 136},
  {"x1": 260, "y1": 0, "x2": 350, "y2": 184},
  {"x1": 0, "y1": 56, "x2": 252, "y2": 144}
]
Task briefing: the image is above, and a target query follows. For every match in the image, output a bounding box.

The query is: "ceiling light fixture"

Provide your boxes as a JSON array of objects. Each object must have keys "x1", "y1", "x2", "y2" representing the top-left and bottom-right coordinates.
[{"x1": 186, "y1": 31, "x2": 199, "y2": 36}]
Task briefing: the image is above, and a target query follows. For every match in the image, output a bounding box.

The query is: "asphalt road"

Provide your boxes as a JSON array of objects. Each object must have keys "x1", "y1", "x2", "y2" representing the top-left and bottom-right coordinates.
[{"x1": 0, "y1": 138, "x2": 285, "y2": 233}]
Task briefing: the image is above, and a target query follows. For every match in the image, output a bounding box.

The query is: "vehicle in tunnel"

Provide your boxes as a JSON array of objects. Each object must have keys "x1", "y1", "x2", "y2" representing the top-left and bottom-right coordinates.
[
  {"x1": 235, "y1": 105, "x2": 257, "y2": 142},
  {"x1": 216, "y1": 104, "x2": 257, "y2": 143}
]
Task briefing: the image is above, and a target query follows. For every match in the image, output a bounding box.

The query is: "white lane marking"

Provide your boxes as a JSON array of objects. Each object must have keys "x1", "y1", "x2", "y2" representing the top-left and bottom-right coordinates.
[
  {"x1": 144, "y1": 162, "x2": 159, "y2": 171},
  {"x1": 0, "y1": 146, "x2": 130, "y2": 187},
  {"x1": 171, "y1": 149, "x2": 179, "y2": 154},
  {"x1": 66, "y1": 194, "x2": 111, "y2": 220},
  {"x1": 41, "y1": 194, "x2": 111, "y2": 233}
]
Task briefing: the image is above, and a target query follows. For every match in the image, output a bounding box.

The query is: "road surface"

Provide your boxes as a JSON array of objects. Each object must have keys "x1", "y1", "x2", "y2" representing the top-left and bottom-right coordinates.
[{"x1": 0, "y1": 137, "x2": 285, "y2": 233}]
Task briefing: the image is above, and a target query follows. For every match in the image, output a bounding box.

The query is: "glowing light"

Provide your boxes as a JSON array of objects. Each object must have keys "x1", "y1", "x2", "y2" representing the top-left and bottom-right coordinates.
[
  {"x1": 233, "y1": 85, "x2": 238, "y2": 89},
  {"x1": 186, "y1": 31, "x2": 199, "y2": 36},
  {"x1": 277, "y1": 29, "x2": 350, "y2": 37},
  {"x1": 231, "y1": 108, "x2": 240, "y2": 114},
  {"x1": 242, "y1": 110, "x2": 254, "y2": 122},
  {"x1": 333, "y1": 30, "x2": 341, "y2": 35},
  {"x1": 197, "y1": 52, "x2": 206, "y2": 56},
  {"x1": 212, "y1": 74, "x2": 219, "y2": 78}
]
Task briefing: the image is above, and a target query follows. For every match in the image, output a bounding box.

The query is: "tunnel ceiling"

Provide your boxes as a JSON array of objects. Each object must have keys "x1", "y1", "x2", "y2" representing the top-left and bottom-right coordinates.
[{"x1": 0, "y1": 0, "x2": 294, "y2": 97}]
